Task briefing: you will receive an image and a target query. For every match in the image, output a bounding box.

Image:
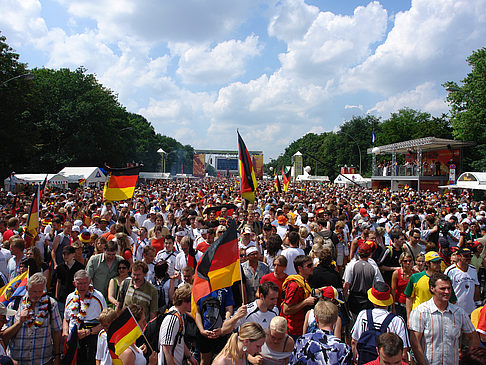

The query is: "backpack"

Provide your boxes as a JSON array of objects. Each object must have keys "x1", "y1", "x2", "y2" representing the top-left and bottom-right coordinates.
[
  {"x1": 143, "y1": 310, "x2": 183, "y2": 357},
  {"x1": 151, "y1": 276, "x2": 171, "y2": 314},
  {"x1": 201, "y1": 296, "x2": 222, "y2": 330},
  {"x1": 356, "y1": 309, "x2": 395, "y2": 365}
]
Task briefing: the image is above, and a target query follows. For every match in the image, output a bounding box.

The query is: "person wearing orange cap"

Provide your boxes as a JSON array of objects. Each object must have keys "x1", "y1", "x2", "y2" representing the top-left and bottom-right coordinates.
[{"x1": 276, "y1": 215, "x2": 288, "y2": 239}]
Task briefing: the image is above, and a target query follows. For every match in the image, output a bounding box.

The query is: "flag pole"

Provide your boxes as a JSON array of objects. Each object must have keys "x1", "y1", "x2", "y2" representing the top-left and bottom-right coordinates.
[{"x1": 127, "y1": 306, "x2": 154, "y2": 353}]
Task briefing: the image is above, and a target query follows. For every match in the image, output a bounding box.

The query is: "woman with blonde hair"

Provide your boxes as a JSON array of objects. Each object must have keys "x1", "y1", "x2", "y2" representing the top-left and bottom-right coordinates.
[
  {"x1": 94, "y1": 237, "x2": 107, "y2": 255},
  {"x1": 213, "y1": 322, "x2": 266, "y2": 365},
  {"x1": 115, "y1": 232, "x2": 133, "y2": 263},
  {"x1": 260, "y1": 316, "x2": 294, "y2": 364},
  {"x1": 391, "y1": 252, "x2": 415, "y2": 321}
]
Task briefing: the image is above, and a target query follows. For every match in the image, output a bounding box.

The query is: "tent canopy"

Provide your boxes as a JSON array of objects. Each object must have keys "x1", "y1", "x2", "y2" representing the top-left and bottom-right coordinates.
[
  {"x1": 5, "y1": 173, "x2": 68, "y2": 185},
  {"x1": 57, "y1": 167, "x2": 106, "y2": 184},
  {"x1": 439, "y1": 172, "x2": 486, "y2": 190}
]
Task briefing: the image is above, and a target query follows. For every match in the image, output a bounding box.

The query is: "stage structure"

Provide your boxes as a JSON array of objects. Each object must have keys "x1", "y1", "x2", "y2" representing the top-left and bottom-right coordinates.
[
  {"x1": 193, "y1": 149, "x2": 264, "y2": 178},
  {"x1": 368, "y1": 137, "x2": 474, "y2": 192}
]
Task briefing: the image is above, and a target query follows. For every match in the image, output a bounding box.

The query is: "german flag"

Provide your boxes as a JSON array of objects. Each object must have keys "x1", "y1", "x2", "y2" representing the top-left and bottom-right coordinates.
[
  {"x1": 191, "y1": 219, "x2": 241, "y2": 318},
  {"x1": 202, "y1": 204, "x2": 237, "y2": 218},
  {"x1": 238, "y1": 131, "x2": 257, "y2": 203},
  {"x1": 274, "y1": 175, "x2": 282, "y2": 193},
  {"x1": 24, "y1": 184, "x2": 41, "y2": 248},
  {"x1": 282, "y1": 166, "x2": 291, "y2": 192},
  {"x1": 63, "y1": 324, "x2": 78, "y2": 365},
  {"x1": 107, "y1": 308, "x2": 143, "y2": 365},
  {"x1": 103, "y1": 165, "x2": 140, "y2": 202}
]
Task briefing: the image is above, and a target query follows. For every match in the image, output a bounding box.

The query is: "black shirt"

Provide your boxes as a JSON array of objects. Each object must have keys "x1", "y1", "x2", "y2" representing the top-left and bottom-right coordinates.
[
  {"x1": 56, "y1": 260, "x2": 85, "y2": 302},
  {"x1": 308, "y1": 263, "x2": 342, "y2": 289}
]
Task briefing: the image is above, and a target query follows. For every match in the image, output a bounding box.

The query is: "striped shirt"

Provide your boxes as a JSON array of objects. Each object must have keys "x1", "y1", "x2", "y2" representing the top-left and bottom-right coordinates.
[
  {"x1": 158, "y1": 307, "x2": 184, "y2": 365},
  {"x1": 121, "y1": 279, "x2": 158, "y2": 319},
  {"x1": 409, "y1": 298, "x2": 475, "y2": 365},
  {"x1": 7, "y1": 296, "x2": 63, "y2": 365}
]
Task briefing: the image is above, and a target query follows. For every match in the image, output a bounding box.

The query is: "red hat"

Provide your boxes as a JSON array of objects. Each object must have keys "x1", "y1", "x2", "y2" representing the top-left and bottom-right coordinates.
[
  {"x1": 358, "y1": 241, "x2": 373, "y2": 255},
  {"x1": 277, "y1": 215, "x2": 288, "y2": 225},
  {"x1": 321, "y1": 286, "x2": 344, "y2": 304},
  {"x1": 367, "y1": 282, "x2": 393, "y2": 306},
  {"x1": 360, "y1": 208, "x2": 369, "y2": 217}
]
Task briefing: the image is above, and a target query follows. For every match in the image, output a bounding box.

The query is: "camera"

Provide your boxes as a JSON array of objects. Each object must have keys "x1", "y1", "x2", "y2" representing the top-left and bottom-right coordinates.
[{"x1": 312, "y1": 289, "x2": 322, "y2": 299}]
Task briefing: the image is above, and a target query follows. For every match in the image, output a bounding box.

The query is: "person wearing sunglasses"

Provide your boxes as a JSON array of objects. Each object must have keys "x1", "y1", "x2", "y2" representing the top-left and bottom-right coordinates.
[
  {"x1": 391, "y1": 253, "x2": 415, "y2": 321},
  {"x1": 281, "y1": 255, "x2": 317, "y2": 341},
  {"x1": 107, "y1": 259, "x2": 130, "y2": 309}
]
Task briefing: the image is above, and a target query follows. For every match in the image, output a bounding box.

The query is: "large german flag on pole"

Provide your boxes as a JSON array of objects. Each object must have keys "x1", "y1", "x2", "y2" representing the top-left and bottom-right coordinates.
[
  {"x1": 24, "y1": 184, "x2": 41, "y2": 248},
  {"x1": 191, "y1": 219, "x2": 241, "y2": 318},
  {"x1": 238, "y1": 131, "x2": 257, "y2": 203},
  {"x1": 103, "y1": 165, "x2": 140, "y2": 201},
  {"x1": 107, "y1": 307, "x2": 143, "y2": 365}
]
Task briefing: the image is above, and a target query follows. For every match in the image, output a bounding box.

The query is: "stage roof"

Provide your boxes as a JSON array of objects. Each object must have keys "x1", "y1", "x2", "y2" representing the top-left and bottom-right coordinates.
[{"x1": 367, "y1": 137, "x2": 474, "y2": 155}]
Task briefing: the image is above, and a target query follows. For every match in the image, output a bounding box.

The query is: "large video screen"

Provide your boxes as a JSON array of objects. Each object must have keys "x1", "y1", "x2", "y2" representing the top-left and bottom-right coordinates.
[{"x1": 216, "y1": 158, "x2": 238, "y2": 171}]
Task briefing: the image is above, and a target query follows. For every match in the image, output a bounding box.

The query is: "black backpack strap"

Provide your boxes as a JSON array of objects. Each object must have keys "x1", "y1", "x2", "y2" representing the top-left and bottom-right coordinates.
[
  {"x1": 118, "y1": 278, "x2": 131, "y2": 307},
  {"x1": 379, "y1": 312, "x2": 395, "y2": 333},
  {"x1": 366, "y1": 309, "x2": 374, "y2": 331}
]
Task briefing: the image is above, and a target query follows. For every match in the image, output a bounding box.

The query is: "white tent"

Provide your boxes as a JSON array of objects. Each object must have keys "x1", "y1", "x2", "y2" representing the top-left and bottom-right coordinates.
[
  {"x1": 334, "y1": 173, "x2": 371, "y2": 188},
  {"x1": 57, "y1": 167, "x2": 106, "y2": 186},
  {"x1": 439, "y1": 172, "x2": 486, "y2": 191},
  {"x1": 4, "y1": 173, "x2": 69, "y2": 190}
]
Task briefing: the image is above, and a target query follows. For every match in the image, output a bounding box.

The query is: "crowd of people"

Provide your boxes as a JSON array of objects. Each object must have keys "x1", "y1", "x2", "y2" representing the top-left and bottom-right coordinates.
[{"x1": 1, "y1": 179, "x2": 486, "y2": 364}]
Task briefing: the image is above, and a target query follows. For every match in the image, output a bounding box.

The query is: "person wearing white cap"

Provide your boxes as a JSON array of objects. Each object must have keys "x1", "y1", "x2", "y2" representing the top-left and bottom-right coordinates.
[
  {"x1": 241, "y1": 247, "x2": 270, "y2": 303},
  {"x1": 239, "y1": 226, "x2": 256, "y2": 251}
]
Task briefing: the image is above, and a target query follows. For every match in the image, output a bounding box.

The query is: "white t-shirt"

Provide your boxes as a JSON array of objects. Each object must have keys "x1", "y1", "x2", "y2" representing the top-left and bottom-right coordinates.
[
  {"x1": 0, "y1": 248, "x2": 12, "y2": 279},
  {"x1": 234, "y1": 300, "x2": 279, "y2": 330},
  {"x1": 158, "y1": 307, "x2": 185, "y2": 365},
  {"x1": 282, "y1": 247, "x2": 305, "y2": 276},
  {"x1": 133, "y1": 212, "x2": 147, "y2": 228},
  {"x1": 444, "y1": 264, "x2": 479, "y2": 315},
  {"x1": 351, "y1": 308, "x2": 410, "y2": 348},
  {"x1": 155, "y1": 249, "x2": 179, "y2": 276},
  {"x1": 95, "y1": 330, "x2": 111, "y2": 365}
]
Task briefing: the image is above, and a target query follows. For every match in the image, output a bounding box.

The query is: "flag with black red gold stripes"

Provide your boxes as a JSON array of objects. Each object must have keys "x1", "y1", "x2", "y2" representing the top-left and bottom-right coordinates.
[{"x1": 102, "y1": 165, "x2": 140, "y2": 201}]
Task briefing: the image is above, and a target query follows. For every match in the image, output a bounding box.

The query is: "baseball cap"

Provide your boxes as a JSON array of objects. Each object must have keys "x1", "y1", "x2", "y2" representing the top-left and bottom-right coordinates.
[
  {"x1": 243, "y1": 226, "x2": 252, "y2": 234},
  {"x1": 457, "y1": 247, "x2": 472, "y2": 256},
  {"x1": 246, "y1": 247, "x2": 258, "y2": 255},
  {"x1": 425, "y1": 251, "x2": 442, "y2": 262},
  {"x1": 277, "y1": 215, "x2": 288, "y2": 225},
  {"x1": 360, "y1": 208, "x2": 369, "y2": 217},
  {"x1": 321, "y1": 286, "x2": 344, "y2": 304}
]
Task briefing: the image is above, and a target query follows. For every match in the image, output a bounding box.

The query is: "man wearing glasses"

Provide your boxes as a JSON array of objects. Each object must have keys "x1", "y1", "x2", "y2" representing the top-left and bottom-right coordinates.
[
  {"x1": 281, "y1": 255, "x2": 317, "y2": 340},
  {"x1": 444, "y1": 247, "x2": 480, "y2": 315}
]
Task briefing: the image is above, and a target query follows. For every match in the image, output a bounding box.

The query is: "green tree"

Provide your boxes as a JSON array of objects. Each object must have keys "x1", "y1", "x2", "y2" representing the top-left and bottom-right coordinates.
[
  {"x1": 0, "y1": 33, "x2": 37, "y2": 179},
  {"x1": 444, "y1": 47, "x2": 486, "y2": 170}
]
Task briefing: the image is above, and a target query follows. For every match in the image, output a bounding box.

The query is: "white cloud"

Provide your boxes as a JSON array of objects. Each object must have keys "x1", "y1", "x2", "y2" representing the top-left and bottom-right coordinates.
[
  {"x1": 278, "y1": 1, "x2": 388, "y2": 81},
  {"x1": 367, "y1": 82, "x2": 448, "y2": 117},
  {"x1": 173, "y1": 35, "x2": 262, "y2": 85},
  {"x1": 58, "y1": 0, "x2": 263, "y2": 43},
  {"x1": 341, "y1": 0, "x2": 486, "y2": 95},
  {"x1": 268, "y1": 0, "x2": 319, "y2": 42}
]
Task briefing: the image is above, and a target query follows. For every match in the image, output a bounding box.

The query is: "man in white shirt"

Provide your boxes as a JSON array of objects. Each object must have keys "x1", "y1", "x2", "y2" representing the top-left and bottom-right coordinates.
[
  {"x1": 282, "y1": 231, "x2": 304, "y2": 276},
  {"x1": 221, "y1": 281, "x2": 280, "y2": 333},
  {"x1": 159, "y1": 284, "x2": 197, "y2": 365},
  {"x1": 444, "y1": 247, "x2": 480, "y2": 315}
]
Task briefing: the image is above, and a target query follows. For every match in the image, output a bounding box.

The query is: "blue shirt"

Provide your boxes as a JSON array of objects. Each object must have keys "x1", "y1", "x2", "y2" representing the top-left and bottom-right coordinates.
[
  {"x1": 197, "y1": 287, "x2": 234, "y2": 330},
  {"x1": 289, "y1": 329, "x2": 352, "y2": 365}
]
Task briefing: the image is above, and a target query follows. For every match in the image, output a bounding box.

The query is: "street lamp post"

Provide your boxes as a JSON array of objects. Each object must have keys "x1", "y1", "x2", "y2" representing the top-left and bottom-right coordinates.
[
  {"x1": 338, "y1": 131, "x2": 362, "y2": 175},
  {"x1": 157, "y1": 148, "x2": 167, "y2": 173},
  {"x1": 1, "y1": 73, "x2": 34, "y2": 87}
]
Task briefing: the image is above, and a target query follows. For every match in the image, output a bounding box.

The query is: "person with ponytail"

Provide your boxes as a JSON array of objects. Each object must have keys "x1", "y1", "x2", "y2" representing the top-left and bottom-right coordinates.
[{"x1": 213, "y1": 322, "x2": 266, "y2": 365}]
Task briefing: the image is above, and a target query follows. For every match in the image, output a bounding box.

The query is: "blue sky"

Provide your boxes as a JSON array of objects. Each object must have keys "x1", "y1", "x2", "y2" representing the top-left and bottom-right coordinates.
[{"x1": 1, "y1": 0, "x2": 485, "y2": 161}]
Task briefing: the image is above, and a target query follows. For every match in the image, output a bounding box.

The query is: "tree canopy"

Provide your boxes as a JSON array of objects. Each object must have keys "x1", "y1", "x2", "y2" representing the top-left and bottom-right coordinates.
[
  {"x1": 0, "y1": 33, "x2": 193, "y2": 179},
  {"x1": 444, "y1": 47, "x2": 486, "y2": 170}
]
